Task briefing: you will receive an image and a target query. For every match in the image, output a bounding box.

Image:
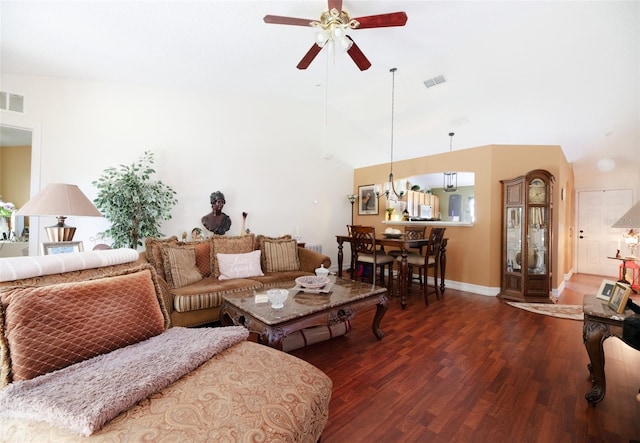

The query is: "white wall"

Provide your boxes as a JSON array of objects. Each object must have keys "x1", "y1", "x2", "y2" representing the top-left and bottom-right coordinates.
[{"x1": 1, "y1": 74, "x2": 357, "y2": 267}]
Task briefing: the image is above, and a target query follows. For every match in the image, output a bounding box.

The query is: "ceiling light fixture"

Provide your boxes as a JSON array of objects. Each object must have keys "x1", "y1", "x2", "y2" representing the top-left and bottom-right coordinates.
[
  {"x1": 443, "y1": 132, "x2": 457, "y2": 192},
  {"x1": 375, "y1": 67, "x2": 405, "y2": 202},
  {"x1": 312, "y1": 8, "x2": 355, "y2": 53}
]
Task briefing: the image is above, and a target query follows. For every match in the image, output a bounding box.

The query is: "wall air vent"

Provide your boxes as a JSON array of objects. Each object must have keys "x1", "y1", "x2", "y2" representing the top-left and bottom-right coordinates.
[
  {"x1": 0, "y1": 91, "x2": 25, "y2": 114},
  {"x1": 423, "y1": 75, "x2": 446, "y2": 88}
]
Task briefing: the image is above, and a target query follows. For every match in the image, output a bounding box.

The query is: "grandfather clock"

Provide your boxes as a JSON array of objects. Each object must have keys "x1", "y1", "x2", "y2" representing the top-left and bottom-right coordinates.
[{"x1": 499, "y1": 169, "x2": 554, "y2": 302}]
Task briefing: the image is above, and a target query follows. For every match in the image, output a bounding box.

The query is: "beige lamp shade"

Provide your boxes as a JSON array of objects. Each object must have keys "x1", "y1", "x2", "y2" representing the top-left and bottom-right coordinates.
[
  {"x1": 16, "y1": 183, "x2": 103, "y2": 241},
  {"x1": 612, "y1": 201, "x2": 640, "y2": 229}
]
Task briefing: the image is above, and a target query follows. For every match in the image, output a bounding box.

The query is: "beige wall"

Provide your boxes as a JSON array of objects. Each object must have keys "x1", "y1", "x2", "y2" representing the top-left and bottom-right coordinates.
[
  {"x1": 353, "y1": 144, "x2": 574, "y2": 295},
  {"x1": 0, "y1": 146, "x2": 31, "y2": 207}
]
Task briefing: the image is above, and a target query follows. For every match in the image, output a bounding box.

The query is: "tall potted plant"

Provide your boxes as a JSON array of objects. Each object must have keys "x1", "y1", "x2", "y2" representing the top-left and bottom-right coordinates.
[{"x1": 93, "y1": 151, "x2": 177, "y2": 249}]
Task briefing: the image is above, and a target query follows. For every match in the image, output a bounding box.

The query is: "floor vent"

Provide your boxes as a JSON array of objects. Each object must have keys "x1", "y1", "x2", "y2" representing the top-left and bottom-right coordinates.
[
  {"x1": 306, "y1": 244, "x2": 322, "y2": 254},
  {"x1": 0, "y1": 91, "x2": 25, "y2": 113}
]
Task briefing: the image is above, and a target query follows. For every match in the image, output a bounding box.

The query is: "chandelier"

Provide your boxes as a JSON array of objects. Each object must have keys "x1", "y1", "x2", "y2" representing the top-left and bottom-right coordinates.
[
  {"x1": 443, "y1": 132, "x2": 457, "y2": 192},
  {"x1": 375, "y1": 67, "x2": 405, "y2": 201}
]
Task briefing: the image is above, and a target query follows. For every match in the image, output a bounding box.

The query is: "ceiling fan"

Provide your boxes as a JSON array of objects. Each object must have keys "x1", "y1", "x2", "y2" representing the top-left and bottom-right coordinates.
[{"x1": 264, "y1": 0, "x2": 408, "y2": 71}]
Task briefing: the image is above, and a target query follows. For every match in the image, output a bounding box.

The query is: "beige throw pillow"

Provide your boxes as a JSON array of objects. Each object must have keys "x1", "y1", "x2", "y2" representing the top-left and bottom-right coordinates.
[
  {"x1": 161, "y1": 246, "x2": 203, "y2": 289},
  {"x1": 211, "y1": 234, "x2": 255, "y2": 278},
  {"x1": 262, "y1": 239, "x2": 300, "y2": 273},
  {"x1": 217, "y1": 250, "x2": 264, "y2": 280}
]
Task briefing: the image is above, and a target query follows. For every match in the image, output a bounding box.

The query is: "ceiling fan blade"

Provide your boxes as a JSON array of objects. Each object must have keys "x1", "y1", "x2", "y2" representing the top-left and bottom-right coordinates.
[
  {"x1": 297, "y1": 44, "x2": 324, "y2": 70},
  {"x1": 353, "y1": 12, "x2": 408, "y2": 29},
  {"x1": 263, "y1": 15, "x2": 314, "y2": 27},
  {"x1": 346, "y1": 37, "x2": 371, "y2": 71},
  {"x1": 327, "y1": 0, "x2": 343, "y2": 12}
]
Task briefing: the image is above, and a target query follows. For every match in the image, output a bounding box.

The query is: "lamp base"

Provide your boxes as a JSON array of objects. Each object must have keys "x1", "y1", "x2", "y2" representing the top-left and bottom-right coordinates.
[{"x1": 45, "y1": 216, "x2": 76, "y2": 242}]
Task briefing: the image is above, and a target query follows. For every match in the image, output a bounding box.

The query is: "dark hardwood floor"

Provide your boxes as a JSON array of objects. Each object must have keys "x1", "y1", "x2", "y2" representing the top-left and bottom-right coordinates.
[{"x1": 290, "y1": 274, "x2": 640, "y2": 442}]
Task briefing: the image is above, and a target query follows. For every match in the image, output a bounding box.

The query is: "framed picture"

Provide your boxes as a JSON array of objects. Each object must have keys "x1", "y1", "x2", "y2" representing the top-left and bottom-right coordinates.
[
  {"x1": 596, "y1": 279, "x2": 617, "y2": 301},
  {"x1": 358, "y1": 184, "x2": 378, "y2": 215},
  {"x1": 41, "y1": 241, "x2": 84, "y2": 255},
  {"x1": 607, "y1": 282, "x2": 632, "y2": 314}
]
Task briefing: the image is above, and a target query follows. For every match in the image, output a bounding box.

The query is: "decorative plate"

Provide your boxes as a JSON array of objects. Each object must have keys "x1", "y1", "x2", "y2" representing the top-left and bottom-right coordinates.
[{"x1": 295, "y1": 275, "x2": 330, "y2": 289}]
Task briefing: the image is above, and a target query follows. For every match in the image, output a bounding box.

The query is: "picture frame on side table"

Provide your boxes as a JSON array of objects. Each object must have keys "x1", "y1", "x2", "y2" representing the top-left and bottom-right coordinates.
[
  {"x1": 607, "y1": 282, "x2": 632, "y2": 314},
  {"x1": 596, "y1": 279, "x2": 617, "y2": 301},
  {"x1": 42, "y1": 241, "x2": 84, "y2": 255},
  {"x1": 358, "y1": 184, "x2": 378, "y2": 215}
]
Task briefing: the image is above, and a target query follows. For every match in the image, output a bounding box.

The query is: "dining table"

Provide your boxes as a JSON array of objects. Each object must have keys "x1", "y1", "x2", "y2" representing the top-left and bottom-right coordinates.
[{"x1": 336, "y1": 234, "x2": 447, "y2": 309}]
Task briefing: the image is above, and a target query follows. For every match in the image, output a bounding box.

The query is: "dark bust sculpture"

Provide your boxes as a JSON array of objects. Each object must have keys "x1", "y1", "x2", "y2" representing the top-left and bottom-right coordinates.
[{"x1": 202, "y1": 191, "x2": 231, "y2": 235}]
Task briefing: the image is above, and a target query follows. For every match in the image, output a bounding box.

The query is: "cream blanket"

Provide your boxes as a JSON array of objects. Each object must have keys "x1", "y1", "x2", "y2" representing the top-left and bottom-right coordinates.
[{"x1": 0, "y1": 326, "x2": 249, "y2": 436}]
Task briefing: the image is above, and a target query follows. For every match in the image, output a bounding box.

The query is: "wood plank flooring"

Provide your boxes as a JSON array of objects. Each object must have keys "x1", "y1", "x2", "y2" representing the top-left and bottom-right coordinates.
[{"x1": 290, "y1": 274, "x2": 640, "y2": 442}]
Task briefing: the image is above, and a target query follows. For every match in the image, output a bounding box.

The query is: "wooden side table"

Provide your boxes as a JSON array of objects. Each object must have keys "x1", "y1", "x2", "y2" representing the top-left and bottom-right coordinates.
[{"x1": 582, "y1": 293, "x2": 632, "y2": 404}]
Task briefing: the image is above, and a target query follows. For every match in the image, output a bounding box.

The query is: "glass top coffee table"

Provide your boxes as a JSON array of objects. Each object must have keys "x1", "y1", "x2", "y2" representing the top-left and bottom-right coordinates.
[{"x1": 220, "y1": 276, "x2": 388, "y2": 350}]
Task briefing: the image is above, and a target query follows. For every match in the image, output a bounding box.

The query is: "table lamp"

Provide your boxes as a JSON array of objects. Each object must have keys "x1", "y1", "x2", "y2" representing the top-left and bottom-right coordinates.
[
  {"x1": 16, "y1": 183, "x2": 103, "y2": 242},
  {"x1": 612, "y1": 201, "x2": 640, "y2": 259}
]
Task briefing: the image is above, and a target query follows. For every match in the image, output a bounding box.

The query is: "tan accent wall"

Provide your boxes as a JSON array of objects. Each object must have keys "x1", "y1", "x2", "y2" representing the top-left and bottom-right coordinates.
[
  {"x1": 0, "y1": 146, "x2": 31, "y2": 207},
  {"x1": 353, "y1": 144, "x2": 574, "y2": 293}
]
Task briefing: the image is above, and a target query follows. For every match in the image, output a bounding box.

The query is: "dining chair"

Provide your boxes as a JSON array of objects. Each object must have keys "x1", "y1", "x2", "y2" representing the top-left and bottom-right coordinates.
[
  {"x1": 388, "y1": 225, "x2": 427, "y2": 287},
  {"x1": 350, "y1": 225, "x2": 395, "y2": 289},
  {"x1": 395, "y1": 227, "x2": 446, "y2": 305}
]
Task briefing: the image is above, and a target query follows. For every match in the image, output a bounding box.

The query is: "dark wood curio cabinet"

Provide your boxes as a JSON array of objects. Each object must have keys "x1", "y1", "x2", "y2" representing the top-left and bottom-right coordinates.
[{"x1": 499, "y1": 169, "x2": 554, "y2": 302}]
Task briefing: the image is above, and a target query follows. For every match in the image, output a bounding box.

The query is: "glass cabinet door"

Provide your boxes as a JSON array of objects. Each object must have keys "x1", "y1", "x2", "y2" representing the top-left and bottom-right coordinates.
[
  {"x1": 527, "y1": 206, "x2": 547, "y2": 274},
  {"x1": 506, "y1": 207, "x2": 522, "y2": 272}
]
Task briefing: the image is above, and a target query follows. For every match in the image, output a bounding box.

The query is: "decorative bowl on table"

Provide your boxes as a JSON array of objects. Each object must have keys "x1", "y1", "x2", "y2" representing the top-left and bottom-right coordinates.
[
  {"x1": 295, "y1": 275, "x2": 330, "y2": 289},
  {"x1": 382, "y1": 233, "x2": 403, "y2": 239},
  {"x1": 266, "y1": 288, "x2": 288, "y2": 309}
]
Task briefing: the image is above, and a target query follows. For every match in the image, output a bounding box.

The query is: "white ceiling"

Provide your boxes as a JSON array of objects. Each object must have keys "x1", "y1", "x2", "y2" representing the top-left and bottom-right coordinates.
[{"x1": 1, "y1": 1, "x2": 639, "y2": 176}]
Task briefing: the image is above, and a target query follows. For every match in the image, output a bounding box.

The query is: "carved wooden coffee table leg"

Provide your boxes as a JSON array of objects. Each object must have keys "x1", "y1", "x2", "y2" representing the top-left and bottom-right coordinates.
[
  {"x1": 583, "y1": 318, "x2": 612, "y2": 404},
  {"x1": 372, "y1": 294, "x2": 388, "y2": 339}
]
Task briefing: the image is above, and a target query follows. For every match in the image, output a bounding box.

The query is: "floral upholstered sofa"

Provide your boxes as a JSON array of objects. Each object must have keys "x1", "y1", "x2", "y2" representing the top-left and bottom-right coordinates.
[{"x1": 0, "y1": 249, "x2": 332, "y2": 441}]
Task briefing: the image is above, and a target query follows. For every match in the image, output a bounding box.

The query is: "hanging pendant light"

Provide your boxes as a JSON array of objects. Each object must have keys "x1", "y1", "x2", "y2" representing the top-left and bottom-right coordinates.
[
  {"x1": 375, "y1": 67, "x2": 405, "y2": 201},
  {"x1": 443, "y1": 132, "x2": 457, "y2": 192}
]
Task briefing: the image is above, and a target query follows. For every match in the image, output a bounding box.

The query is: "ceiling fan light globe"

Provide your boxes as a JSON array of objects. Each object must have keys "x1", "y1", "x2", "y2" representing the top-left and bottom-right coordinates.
[
  {"x1": 339, "y1": 36, "x2": 353, "y2": 51},
  {"x1": 315, "y1": 30, "x2": 329, "y2": 46}
]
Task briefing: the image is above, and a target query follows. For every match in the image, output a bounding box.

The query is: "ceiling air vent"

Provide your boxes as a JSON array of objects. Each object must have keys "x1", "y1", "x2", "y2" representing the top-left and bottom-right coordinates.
[
  {"x1": 0, "y1": 91, "x2": 25, "y2": 114},
  {"x1": 423, "y1": 75, "x2": 446, "y2": 88}
]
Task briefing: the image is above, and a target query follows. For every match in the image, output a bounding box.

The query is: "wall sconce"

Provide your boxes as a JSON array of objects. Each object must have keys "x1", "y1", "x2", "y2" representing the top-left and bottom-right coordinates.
[{"x1": 16, "y1": 183, "x2": 103, "y2": 242}]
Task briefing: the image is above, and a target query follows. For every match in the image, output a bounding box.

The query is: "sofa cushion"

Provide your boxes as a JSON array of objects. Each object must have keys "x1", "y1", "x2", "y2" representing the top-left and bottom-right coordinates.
[
  {"x1": 0, "y1": 267, "x2": 166, "y2": 384},
  {"x1": 255, "y1": 234, "x2": 292, "y2": 269},
  {"x1": 262, "y1": 238, "x2": 300, "y2": 272},
  {"x1": 171, "y1": 277, "x2": 262, "y2": 313},
  {"x1": 145, "y1": 236, "x2": 180, "y2": 280},
  {"x1": 217, "y1": 250, "x2": 264, "y2": 280},
  {"x1": 211, "y1": 234, "x2": 255, "y2": 278},
  {"x1": 181, "y1": 239, "x2": 213, "y2": 277},
  {"x1": 162, "y1": 246, "x2": 203, "y2": 289}
]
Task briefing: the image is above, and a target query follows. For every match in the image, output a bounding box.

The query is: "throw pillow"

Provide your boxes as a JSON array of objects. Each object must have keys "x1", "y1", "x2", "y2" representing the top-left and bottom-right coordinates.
[
  {"x1": 217, "y1": 250, "x2": 264, "y2": 280},
  {"x1": 211, "y1": 234, "x2": 255, "y2": 278},
  {"x1": 161, "y1": 246, "x2": 203, "y2": 289},
  {"x1": 255, "y1": 234, "x2": 292, "y2": 269},
  {"x1": 145, "y1": 236, "x2": 179, "y2": 280},
  {"x1": 262, "y1": 239, "x2": 300, "y2": 273},
  {"x1": 176, "y1": 240, "x2": 213, "y2": 277},
  {"x1": 1, "y1": 268, "x2": 166, "y2": 382}
]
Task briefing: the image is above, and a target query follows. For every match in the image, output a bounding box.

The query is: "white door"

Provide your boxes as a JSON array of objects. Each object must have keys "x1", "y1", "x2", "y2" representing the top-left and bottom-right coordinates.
[{"x1": 577, "y1": 189, "x2": 633, "y2": 276}]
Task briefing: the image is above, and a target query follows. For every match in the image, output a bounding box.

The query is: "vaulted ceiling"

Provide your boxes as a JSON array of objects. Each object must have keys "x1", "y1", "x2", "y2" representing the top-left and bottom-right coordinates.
[{"x1": 1, "y1": 1, "x2": 638, "y2": 177}]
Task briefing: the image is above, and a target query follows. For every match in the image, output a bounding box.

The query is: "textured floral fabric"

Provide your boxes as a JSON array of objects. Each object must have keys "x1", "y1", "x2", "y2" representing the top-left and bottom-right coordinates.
[{"x1": 0, "y1": 341, "x2": 332, "y2": 442}]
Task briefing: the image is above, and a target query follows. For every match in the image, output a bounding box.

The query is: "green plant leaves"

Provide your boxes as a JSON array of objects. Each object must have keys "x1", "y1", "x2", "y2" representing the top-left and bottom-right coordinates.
[{"x1": 92, "y1": 151, "x2": 177, "y2": 249}]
